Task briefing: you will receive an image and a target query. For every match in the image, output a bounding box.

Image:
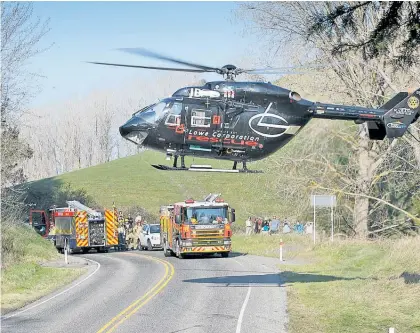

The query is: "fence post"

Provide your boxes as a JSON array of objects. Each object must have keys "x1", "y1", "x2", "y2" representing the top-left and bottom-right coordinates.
[
  {"x1": 279, "y1": 239, "x2": 284, "y2": 262},
  {"x1": 64, "y1": 238, "x2": 68, "y2": 265},
  {"x1": 389, "y1": 328, "x2": 395, "y2": 333}
]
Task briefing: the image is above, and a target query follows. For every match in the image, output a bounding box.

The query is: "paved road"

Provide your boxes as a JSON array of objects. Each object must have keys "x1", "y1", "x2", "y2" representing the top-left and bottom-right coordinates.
[{"x1": 2, "y1": 251, "x2": 288, "y2": 333}]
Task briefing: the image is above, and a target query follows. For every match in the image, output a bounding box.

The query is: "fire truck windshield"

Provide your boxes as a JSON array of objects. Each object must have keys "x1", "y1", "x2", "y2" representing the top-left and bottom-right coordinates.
[
  {"x1": 55, "y1": 216, "x2": 74, "y2": 234},
  {"x1": 185, "y1": 207, "x2": 228, "y2": 225}
]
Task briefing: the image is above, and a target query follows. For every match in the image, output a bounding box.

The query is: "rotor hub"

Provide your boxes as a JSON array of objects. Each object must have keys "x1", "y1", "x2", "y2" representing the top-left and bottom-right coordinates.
[{"x1": 220, "y1": 64, "x2": 239, "y2": 80}]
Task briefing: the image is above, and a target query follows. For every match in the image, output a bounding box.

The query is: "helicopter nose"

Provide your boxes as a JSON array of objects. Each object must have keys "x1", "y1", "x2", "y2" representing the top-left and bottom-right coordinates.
[
  {"x1": 119, "y1": 117, "x2": 151, "y2": 145},
  {"x1": 119, "y1": 124, "x2": 130, "y2": 137}
]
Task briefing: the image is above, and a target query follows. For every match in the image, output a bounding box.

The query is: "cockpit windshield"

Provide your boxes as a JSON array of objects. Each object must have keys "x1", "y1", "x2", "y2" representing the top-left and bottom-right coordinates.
[{"x1": 133, "y1": 98, "x2": 173, "y2": 125}]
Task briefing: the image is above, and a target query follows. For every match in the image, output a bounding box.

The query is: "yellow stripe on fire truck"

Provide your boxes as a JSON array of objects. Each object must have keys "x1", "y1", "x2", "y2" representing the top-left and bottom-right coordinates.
[
  {"x1": 190, "y1": 246, "x2": 227, "y2": 252},
  {"x1": 105, "y1": 209, "x2": 118, "y2": 246},
  {"x1": 75, "y1": 211, "x2": 88, "y2": 247}
]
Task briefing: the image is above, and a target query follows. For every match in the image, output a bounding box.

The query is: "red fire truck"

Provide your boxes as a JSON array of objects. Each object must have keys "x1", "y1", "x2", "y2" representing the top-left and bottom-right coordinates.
[
  {"x1": 160, "y1": 194, "x2": 235, "y2": 259},
  {"x1": 29, "y1": 201, "x2": 119, "y2": 254},
  {"x1": 53, "y1": 202, "x2": 118, "y2": 254}
]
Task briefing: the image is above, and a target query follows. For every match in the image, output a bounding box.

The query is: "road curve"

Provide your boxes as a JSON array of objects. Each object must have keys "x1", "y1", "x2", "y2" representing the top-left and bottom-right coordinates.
[{"x1": 2, "y1": 251, "x2": 287, "y2": 333}]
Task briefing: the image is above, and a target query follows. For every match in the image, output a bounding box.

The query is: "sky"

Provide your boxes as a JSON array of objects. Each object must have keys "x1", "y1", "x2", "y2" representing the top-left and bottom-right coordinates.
[{"x1": 27, "y1": 1, "x2": 267, "y2": 108}]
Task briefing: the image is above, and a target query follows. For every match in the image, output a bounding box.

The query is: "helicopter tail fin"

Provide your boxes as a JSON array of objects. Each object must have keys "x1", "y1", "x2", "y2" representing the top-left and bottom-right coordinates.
[
  {"x1": 367, "y1": 89, "x2": 420, "y2": 140},
  {"x1": 382, "y1": 88, "x2": 420, "y2": 138}
]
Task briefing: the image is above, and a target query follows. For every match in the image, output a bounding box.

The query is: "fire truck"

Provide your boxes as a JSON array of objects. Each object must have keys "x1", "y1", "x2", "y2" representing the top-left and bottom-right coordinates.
[
  {"x1": 30, "y1": 201, "x2": 119, "y2": 254},
  {"x1": 160, "y1": 194, "x2": 235, "y2": 259}
]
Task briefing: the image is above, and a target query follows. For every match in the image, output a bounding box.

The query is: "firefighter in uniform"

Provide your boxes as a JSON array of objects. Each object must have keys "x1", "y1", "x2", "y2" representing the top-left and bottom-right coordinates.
[
  {"x1": 117, "y1": 220, "x2": 126, "y2": 251},
  {"x1": 124, "y1": 217, "x2": 130, "y2": 250},
  {"x1": 129, "y1": 226, "x2": 137, "y2": 250},
  {"x1": 133, "y1": 220, "x2": 141, "y2": 250}
]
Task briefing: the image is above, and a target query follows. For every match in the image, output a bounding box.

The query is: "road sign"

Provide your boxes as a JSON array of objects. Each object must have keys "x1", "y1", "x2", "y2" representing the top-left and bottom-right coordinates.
[
  {"x1": 310, "y1": 194, "x2": 337, "y2": 244},
  {"x1": 310, "y1": 195, "x2": 336, "y2": 207}
]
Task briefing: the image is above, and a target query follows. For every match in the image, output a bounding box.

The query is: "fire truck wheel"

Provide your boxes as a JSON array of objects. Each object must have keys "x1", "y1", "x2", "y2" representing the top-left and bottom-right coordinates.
[
  {"x1": 147, "y1": 240, "x2": 153, "y2": 251},
  {"x1": 163, "y1": 240, "x2": 171, "y2": 257},
  {"x1": 221, "y1": 252, "x2": 229, "y2": 258},
  {"x1": 176, "y1": 240, "x2": 184, "y2": 259}
]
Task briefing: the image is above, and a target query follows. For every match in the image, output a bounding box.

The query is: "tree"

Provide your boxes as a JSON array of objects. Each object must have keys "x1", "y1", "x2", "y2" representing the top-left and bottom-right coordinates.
[
  {"x1": 239, "y1": 2, "x2": 420, "y2": 236},
  {"x1": 307, "y1": 1, "x2": 420, "y2": 68},
  {"x1": 1, "y1": 2, "x2": 50, "y2": 220},
  {"x1": 1, "y1": 2, "x2": 50, "y2": 122}
]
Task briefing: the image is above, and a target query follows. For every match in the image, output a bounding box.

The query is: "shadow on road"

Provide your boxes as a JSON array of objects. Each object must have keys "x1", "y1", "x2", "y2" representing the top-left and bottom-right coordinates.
[
  {"x1": 183, "y1": 271, "x2": 364, "y2": 286},
  {"x1": 400, "y1": 272, "x2": 420, "y2": 284}
]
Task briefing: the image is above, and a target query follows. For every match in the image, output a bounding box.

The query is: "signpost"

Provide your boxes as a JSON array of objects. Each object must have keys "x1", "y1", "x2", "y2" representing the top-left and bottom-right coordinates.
[
  {"x1": 64, "y1": 238, "x2": 68, "y2": 264},
  {"x1": 279, "y1": 239, "x2": 284, "y2": 262},
  {"x1": 310, "y1": 194, "x2": 337, "y2": 244}
]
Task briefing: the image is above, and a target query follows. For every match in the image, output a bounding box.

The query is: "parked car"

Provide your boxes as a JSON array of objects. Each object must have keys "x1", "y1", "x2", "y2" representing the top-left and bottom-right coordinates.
[{"x1": 138, "y1": 224, "x2": 162, "y2": 251}]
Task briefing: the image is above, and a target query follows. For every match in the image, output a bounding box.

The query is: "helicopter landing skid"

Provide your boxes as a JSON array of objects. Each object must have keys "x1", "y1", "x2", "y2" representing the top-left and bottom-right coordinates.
[{"x1": 151, "y1": 164, "x2": 263, "y2": 173}]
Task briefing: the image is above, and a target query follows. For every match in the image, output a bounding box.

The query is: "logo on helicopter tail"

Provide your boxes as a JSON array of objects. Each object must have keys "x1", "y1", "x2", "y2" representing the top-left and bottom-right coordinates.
[{"x1": 248, "y1": 103, "x2": 294, "y2": 138}]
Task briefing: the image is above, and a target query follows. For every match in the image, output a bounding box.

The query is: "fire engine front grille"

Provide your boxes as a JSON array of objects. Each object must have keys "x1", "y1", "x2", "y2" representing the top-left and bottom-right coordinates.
[
  {"x1": 191, "y1": 229, "x2": 225, "y2": 246},
  {"x1": 192, "y1": 239, "x2": 224, "y2": 246},
  {"x1": 193, "y1": 229, "x2": 224, "y2": 238}
]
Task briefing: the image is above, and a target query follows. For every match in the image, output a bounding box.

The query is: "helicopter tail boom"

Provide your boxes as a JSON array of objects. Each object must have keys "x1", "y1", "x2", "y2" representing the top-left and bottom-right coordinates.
[{"x1": 310, "y1": 88, "x2": 420, "y2": 140}]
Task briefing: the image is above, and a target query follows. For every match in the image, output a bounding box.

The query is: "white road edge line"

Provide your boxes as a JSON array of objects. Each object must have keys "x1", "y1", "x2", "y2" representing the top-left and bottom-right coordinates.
[
  {"x1": 236, "y1": 284, "x2": 252, "y2": 333},
  {"x1": 2, "y1": 257, "x2": 101, "y2": 320},
  {"x1": 233, "y1": 258, "x2": 244, "y2": 267}
]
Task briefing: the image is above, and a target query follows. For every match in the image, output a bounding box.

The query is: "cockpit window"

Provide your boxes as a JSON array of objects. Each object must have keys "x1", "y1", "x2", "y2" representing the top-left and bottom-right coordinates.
[
  {"x1": 164, "y1": 102, "x2": 183, "y2": 126},
  {"x1": 133, "y1": 100, "x2": 170, "y2": 124},
  {"x1": 171, "y1": 102, "x2": 182, "y2": 115}
]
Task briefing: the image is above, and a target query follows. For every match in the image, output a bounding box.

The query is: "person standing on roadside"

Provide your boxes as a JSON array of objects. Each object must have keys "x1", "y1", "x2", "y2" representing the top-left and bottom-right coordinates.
[{"x1": 246, "y1": 216, "x2": 252, "y2": 235}]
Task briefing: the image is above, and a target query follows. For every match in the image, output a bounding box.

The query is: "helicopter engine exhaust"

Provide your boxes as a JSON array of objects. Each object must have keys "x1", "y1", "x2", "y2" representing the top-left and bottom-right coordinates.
[{"x1": 289, "y1": 91, "x2": 302, "y2": 101}]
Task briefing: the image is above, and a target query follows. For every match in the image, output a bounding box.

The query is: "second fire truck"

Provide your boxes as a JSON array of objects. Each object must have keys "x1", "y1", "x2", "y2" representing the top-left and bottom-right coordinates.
[
  {"x1": 51, "y1": 200, "x2": 119, "y2": 254},
  {"x1": 160, "y1": 194, "x2": 235, "y2": 258}
]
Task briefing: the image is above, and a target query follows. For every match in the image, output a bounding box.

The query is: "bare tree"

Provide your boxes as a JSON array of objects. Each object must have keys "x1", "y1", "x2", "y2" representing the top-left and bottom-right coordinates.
[
  {"x1": 239, "y1": 2, "x2": 420, "y2": 236},
  {"x1": 1, "y1": 2, "x2": 51, "y2": 122},
  {"x1": 1, "y1": 2, "x2": 50, "y2": 220}
]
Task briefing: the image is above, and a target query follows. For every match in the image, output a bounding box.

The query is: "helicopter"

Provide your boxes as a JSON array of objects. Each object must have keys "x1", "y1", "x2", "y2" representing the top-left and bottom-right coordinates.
[{"x1": 88, "y1": 48, "x2": 420, "y2": 173}]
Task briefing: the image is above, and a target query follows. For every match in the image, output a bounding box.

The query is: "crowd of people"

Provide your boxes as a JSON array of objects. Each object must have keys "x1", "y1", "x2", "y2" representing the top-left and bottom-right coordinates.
[{"x1": 245, "y1": 216, "x2": 313, "y2": 236}]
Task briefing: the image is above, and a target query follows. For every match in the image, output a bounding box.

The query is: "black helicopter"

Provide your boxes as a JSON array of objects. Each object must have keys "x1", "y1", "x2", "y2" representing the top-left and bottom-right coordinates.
[{"x1": 88, "y1": 48, "x2": 420, "y2": 173}]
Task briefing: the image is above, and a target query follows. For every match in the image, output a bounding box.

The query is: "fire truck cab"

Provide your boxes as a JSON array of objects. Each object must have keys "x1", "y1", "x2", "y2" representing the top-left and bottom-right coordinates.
[{"x1": 160, "y1": 194, "x2": 235, "y2": 259}]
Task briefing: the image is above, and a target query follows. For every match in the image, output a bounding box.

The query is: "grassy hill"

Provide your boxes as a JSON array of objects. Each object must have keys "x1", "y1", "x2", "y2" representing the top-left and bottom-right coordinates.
[
  {"x1": 25, "y1": 145, "x2": 296, "y2": 225},
  {"x1": 1, "y1": 222, "x2": 84, "y2": 313}
]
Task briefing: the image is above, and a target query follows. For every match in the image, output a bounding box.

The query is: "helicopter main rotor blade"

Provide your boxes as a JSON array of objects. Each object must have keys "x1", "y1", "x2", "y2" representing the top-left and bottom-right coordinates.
[
  {"x1": 117, "y1": 48, "x2": 221, "y2": 72},
  {"x1": 245, "y1": 71, "x2": 307, "y2": 75},
  {"x1": 240, "y1": 63, "x2": 335, "y2": 74},
  {"x1": 86, "y1": 61, "x2": 209, "y2": 72}
]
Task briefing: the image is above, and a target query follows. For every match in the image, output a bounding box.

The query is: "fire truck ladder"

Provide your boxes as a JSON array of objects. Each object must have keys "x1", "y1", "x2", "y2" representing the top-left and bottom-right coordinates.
[
  {"x1": 204, "y1": 193, "x2": 222, "y2": 202},
  {"x1": 66, "y1": 200, "x2": 102, "y2": 218}
]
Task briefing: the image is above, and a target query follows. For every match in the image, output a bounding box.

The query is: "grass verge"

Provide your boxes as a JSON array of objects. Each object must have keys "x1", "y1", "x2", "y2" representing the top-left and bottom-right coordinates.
[
  {"x1": 232, "y1": 233, "x2": 313, "y2": 259},
  {"x1": 1, "y1": 222, "x2": 85, "y2": 314},
  {"x1": 233, "y1": 234, "x2": 420, "y2": 333}
]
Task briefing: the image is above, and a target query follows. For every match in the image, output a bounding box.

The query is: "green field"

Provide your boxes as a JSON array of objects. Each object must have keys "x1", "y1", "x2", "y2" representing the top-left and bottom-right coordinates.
[
  {"x1": 25, "y1": 149, "x2": 290, "y2": 225},
  {"x1": 1, "y1": 222, "x2": 85, "y2": 314}
]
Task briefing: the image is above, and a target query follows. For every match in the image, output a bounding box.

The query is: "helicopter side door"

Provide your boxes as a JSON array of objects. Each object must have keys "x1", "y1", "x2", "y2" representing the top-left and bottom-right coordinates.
[{"x1": 184, "y1": 100, "x2": 222, "y2": 149}]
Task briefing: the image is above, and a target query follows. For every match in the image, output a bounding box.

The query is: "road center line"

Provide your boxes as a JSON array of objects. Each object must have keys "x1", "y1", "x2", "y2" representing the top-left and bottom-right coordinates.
[
  {"x1": 236, "y1": 284, "x2": 252, "y2": 333},
  {"x1": 97, "y1": 254, "x2": 175, "y2": 333},
  {"x1": 2, "y1": 257, "x2": 101, "y2": 320}
]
